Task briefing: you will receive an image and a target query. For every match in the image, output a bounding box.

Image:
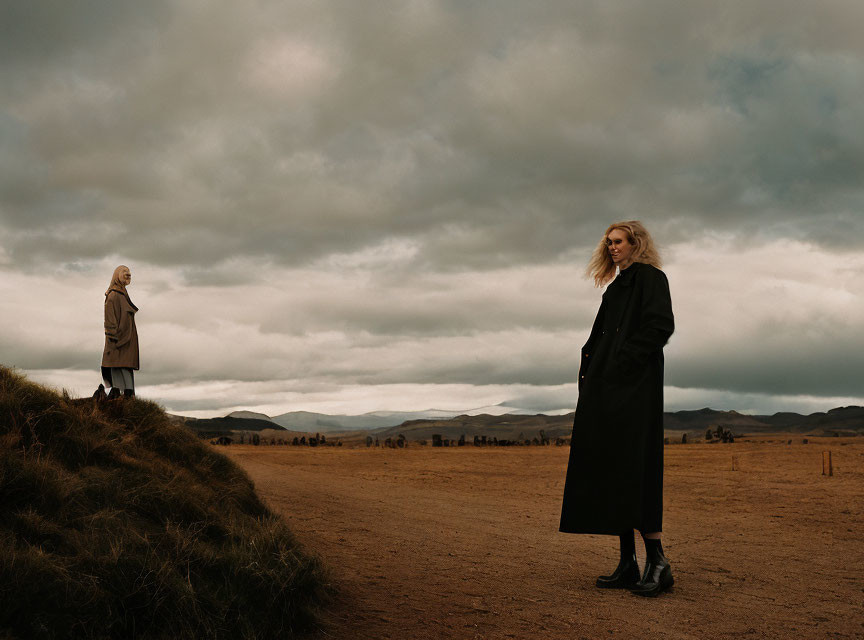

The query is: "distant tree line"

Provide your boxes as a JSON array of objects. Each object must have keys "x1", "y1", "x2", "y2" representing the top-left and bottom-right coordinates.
[
  {"x1": 210, "y1": 432, "x2": 342, "y2": 446},
  {"x1": 422, "y1": 430, "x2": 569, "y2": 447}
]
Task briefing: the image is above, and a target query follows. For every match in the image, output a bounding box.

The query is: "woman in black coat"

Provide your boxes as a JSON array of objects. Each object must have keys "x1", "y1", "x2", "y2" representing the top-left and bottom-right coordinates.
[{"x1": 560, "y1": 221, "x2": 675, "y2": 597}]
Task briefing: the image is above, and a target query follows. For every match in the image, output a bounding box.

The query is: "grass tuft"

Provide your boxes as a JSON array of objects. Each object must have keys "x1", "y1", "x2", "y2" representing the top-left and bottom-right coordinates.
[{"x1": 0, "y1": 365, "x2": 331, "y2": 639}]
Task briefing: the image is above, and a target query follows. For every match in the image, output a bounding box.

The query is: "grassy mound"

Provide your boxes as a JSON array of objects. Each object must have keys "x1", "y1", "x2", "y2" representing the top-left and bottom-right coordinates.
[{"x1": 0, "y1": 366, "x2": 330, "y2": 639}]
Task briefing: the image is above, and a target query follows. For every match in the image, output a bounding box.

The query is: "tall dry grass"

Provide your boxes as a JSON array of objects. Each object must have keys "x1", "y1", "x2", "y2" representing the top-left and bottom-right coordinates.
[{"x1": 0, "y1": 365, "x2": 330, "y2": 639}]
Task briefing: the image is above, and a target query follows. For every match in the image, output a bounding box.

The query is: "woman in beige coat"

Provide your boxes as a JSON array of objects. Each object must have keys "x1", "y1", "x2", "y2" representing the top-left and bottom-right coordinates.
[{"x1": 101, "y1": 265, "x2": 139, "y2": 398}]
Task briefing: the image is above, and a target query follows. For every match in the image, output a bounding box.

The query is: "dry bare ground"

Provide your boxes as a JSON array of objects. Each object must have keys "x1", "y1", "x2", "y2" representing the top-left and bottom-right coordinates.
[{"x1": 223, "y1": 437, "x2": 864, "y2": 640}]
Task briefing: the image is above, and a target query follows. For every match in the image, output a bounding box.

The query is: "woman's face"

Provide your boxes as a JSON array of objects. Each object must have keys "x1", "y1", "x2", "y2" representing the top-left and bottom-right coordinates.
[
  {"x1": 122, "y1": 268, "x2": 132, "y2": 285},
  {"x1": 606, "y1": 228, "x2": 635, "y2": 267}
]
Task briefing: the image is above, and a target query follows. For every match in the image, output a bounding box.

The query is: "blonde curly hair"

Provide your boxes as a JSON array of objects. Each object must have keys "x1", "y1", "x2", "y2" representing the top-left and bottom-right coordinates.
[{"x1": 586, "y1": 221, "x2": 662, "y2": 287}]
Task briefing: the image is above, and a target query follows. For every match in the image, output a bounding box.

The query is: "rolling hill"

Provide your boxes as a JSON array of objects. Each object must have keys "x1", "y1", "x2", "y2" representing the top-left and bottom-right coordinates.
[{"x1": 0, "y1": 365, "x2": 330, "y2": 639}]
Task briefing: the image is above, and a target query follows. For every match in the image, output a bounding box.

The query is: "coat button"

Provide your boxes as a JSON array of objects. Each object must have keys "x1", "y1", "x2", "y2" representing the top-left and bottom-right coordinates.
[
  {"x1": 580, "y1": 375, "x2": 585, "y2": 380},
  {"x1": 584, "y1": 353, "x2": 589, "y2": 358}
]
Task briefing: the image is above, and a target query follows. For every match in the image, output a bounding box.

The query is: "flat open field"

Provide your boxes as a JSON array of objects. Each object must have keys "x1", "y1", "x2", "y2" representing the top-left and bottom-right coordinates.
[{"x1": 223, "y1": 437, "x2": 864, "y2": 640}]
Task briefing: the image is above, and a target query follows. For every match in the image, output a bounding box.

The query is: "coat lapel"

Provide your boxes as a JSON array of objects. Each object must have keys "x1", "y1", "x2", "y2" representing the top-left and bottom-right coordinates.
[{"x1": 605, "y1": 263, "x2": 639, "y2": 331}]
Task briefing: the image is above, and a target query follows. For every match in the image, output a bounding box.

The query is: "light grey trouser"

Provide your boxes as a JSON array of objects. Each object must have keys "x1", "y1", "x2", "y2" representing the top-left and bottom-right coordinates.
[{"x1": 109, "y1": 368, "x2": 135, "y2": 391}]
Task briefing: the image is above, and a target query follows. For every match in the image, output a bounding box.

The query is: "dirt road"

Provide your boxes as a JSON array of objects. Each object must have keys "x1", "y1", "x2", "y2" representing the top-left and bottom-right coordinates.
[{"x1": 224, "y1": 438, "x2": 863, "y2": 639}]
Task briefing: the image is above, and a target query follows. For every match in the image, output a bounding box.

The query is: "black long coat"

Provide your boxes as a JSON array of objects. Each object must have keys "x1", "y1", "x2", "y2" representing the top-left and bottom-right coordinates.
[{"x1": 559, "y1": 261, "x2": 674, "y2": 535}]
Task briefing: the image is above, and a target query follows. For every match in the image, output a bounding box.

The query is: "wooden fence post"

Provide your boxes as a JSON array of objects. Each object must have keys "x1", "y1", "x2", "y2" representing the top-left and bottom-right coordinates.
[{"x1": 822, "y1": 451, "x2": 833, "y2": 476}]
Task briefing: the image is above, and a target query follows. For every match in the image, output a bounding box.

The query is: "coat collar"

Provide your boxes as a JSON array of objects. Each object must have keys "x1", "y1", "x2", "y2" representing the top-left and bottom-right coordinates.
[
  {"x1": 613, "y1": 261, "x2": 642, "y2": 287},
  {"x1": 106, "y1": 286, "x2": 139, "y2": 311}
]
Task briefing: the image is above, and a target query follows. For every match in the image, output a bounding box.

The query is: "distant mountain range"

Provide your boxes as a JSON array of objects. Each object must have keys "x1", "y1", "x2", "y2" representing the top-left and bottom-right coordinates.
[
  {"x1": 181, "y1": 405, "x2": 864, "y2": 440},
  {"x1": 226, "y1": 404, "x2": 572, "y2": 432},
  {"x1": 662, "y1": 406, "x2": 864, "y2": 434}
]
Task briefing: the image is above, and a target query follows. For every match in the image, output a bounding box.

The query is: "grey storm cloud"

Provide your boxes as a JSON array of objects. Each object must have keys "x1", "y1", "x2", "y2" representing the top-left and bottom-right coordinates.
[
  {"x1": 666, "y1": 322, "x2": 864, "y2": 398},
  {"x1": 2, "y1": 0, "x2": 864, "y2": 276},
  {"x1": 3, "y1": 1, "x2": 864, "y2": 414}
]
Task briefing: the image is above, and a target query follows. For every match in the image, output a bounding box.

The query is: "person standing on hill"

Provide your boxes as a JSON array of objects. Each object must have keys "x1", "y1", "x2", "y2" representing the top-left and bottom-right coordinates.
[
  {"x1": 101, "y1": 265, "x2": 139, "y2": 399},
  {"x1": 559, "y1": 221, "x2": 675, "y2": 597}
]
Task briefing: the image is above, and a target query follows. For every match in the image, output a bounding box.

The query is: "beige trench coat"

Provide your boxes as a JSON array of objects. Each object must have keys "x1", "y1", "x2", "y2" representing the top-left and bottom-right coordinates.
[{"x1": 102, "y1": 288, "x2": 139, "y2": 369}]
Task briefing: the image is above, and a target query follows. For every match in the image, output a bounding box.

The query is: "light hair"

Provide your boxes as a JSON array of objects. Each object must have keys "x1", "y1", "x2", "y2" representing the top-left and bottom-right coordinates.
[
  {"x1": 106, "y1": 265, "x2": 130, "y2": 296},
  {"x1": 586, "y1": 221, "x2": 662, "y2": 287}
]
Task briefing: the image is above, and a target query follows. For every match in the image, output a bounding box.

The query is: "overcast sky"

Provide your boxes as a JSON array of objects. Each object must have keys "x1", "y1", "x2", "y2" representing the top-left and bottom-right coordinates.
[{"x1": 2, "y1": 1, "x2": 863, "y2": 418}]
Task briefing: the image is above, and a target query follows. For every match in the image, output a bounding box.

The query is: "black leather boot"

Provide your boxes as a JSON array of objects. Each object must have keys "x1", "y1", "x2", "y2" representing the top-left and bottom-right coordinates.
[
  {"x1": 630, "y1": 538, "x2": 674, "y2": 597},
  {"x1": 596, "y1": 553, "x2": 640, "y2": 588},
  {"x1": 597, "y1": 531, "x2": 640, "y2": 589},
  {"x1": 107, "y1": 387, "x2": 121, "y2": 400},
  {"x1": 123, "y1": 389, "x2": 135, "y2": 399}
]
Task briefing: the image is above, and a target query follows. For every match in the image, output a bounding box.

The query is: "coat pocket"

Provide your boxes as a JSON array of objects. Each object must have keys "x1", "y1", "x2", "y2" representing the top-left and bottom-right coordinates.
[{"x1": 601, "y1": 349, "x2": 637, "y2": 385}]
